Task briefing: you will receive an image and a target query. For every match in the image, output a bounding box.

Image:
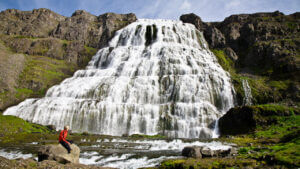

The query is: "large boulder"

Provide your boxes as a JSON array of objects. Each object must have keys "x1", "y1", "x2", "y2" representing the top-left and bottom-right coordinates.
[
  {"x1": 218, "y1": 105, "x2": 298, "y2": 135},
  {"x1": 38, "y1": 144, "x2": 80, "y2": 164},
  {"x1": 182, "y1": 146, "x2": 202, "y2": 158}
]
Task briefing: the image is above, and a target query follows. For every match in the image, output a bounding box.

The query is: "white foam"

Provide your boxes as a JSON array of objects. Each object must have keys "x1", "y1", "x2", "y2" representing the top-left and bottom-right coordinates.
[{"x1": 0, "y1": 149, "x2": 33, "y2": 159}]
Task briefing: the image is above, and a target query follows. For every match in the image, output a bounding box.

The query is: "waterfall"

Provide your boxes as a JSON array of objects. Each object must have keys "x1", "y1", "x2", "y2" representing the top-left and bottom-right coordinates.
[
  {"x1": 4, "y1": 19, "x2": 235, "y2": 138},
  {"x1": 242, "y1": 79, "x2": 253, "y2": 106}
]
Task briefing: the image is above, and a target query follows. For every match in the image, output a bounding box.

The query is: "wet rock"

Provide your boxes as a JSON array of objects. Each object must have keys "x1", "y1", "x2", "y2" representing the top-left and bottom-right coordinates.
[
  {"x1": 38, "y1": 144, "x2": 80, "y2": 164},
  {"x1": 200, "y1": 146, "x2": 214, "y2": 157},
  {"x1": 182, "y1": 146, "x2": 233, "y2": 158},
  {"x1": 0, "y1": 156, "x2": 114, "y2": 169},
  {"x1": 182, "y1": 146, "x2": 202, "y2": 158}
]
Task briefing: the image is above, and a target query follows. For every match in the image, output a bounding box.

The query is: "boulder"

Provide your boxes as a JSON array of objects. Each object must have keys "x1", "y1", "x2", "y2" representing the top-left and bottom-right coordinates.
[
  {"x1": 218, "y1": 105, "x2": 297, "y2": 135},
  {"x1": 200, "y1": 146, "x2": 214, "y2": 157},
  {"x1": 38, "y1": 144, "x2": 80, "y2": 164},
  {"x1": 182, "y1": 146, "x2": 233, "y2": 158},
  {"x1": 182, "y1": 146, "x2": 202, "y2": 158}
]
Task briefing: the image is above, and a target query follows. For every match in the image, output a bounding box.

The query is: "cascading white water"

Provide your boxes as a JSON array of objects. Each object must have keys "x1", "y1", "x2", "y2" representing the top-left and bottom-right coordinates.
[
  {"x1": 4, "y1": 19, "x2": 235, "y2": 138},
  {"x1": 242, "y1": 79, "x2": 253, "y2": 106}
]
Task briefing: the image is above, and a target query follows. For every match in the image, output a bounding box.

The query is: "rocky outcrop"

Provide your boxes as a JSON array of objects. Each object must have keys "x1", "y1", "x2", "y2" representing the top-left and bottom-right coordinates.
[
  {"x1": 180, "y1": 11, "x2": 300, "y2": 105},
  {"x1": 0, "y1": 8, "x2": 65, "y2": 37},
  {"x1": 0, "y1": 8, "x2": 136, "y2": 111},
  {"x1": 180, "y1": 13, "x2": 226, "y2": 49},
  {"x1": 181, "y1": 11, "x2": 299, "y2": 78},
  {"x1": 182, "y1": 146, "x2": 237, "y2": 158},
  {"x1": 38, "y1": 144, "x2": 80, "y2": 164},
  {"x1": 51, "y1": 11, "x2": 136, "y2": 48}
]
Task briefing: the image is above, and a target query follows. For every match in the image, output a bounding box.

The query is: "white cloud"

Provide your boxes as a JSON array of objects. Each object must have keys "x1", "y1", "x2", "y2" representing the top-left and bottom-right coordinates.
[{"x1": 180, "y1": 0, "x2": 192, "y2": 10}]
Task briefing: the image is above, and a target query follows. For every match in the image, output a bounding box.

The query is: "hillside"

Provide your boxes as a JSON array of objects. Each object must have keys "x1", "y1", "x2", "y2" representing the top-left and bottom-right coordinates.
[
  {"x1": 0, "y1": 8, "x2": 136, "y2": 111},
  {"x1": 181, "y1": 11, "x2": 300, "y2": 106}
]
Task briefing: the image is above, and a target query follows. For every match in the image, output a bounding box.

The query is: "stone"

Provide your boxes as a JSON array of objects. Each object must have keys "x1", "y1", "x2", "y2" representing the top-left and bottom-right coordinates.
[
  {"x1": 200, "y1": 146, "x2": 214, "y2": 157},
  {"x1": 46, "y1": 125, "x2": 56, "y2": 131},
  {"x1": 182, "y1": 146, "x2": 202, "y2": 158},
  {"x1": 224, "y1": 47, "x2": 238, "y2": 61},
  {"x1": 218, "y1": 106, "x2": 257, "y2": 135},
  {"x1": 38, "y1": 144, "x2": 80, "y2": 164},
  {"x1": 230, "y1": 147, "x2": 238, "y2": 156},
  {"x1": 182, "y1": 146, "x2": 234, "y2": 158}
]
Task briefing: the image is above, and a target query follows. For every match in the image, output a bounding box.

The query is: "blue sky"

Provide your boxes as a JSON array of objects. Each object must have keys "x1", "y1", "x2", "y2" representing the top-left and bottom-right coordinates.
[{"x1": 0, "y1": 0, "x2": 299, "y2": 22}]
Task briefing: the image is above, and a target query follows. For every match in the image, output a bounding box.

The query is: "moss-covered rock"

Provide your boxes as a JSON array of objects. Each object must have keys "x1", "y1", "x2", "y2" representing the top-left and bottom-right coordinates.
[{"x1": 218, "y1": 104, "x2": 299, "y2": 135}]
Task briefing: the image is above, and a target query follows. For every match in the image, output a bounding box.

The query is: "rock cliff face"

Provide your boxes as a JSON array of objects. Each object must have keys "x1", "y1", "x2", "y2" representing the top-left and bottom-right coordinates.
[
  {"x1": 181, "y1": 11, "x2": 300, "y2": 105},
  {"x1": 0, "y1": 8, "x2": 136, "y2": 111}
]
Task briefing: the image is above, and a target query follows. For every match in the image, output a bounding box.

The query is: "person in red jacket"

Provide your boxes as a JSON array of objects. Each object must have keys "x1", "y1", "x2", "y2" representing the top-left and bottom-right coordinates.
[{"x1": 59, "y1": 125, "x2": 72, "y2": 153}]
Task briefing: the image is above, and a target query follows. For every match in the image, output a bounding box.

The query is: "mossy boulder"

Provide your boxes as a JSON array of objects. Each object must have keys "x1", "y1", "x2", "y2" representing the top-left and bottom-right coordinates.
[{"x1": 218, "y1": 104, "x2": 299, "y2": 135}]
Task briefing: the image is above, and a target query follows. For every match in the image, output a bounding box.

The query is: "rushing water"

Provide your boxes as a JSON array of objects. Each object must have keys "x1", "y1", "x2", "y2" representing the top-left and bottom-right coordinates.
[
  {"x1": 242, "y1": 79, "x2": 253, "y2": 106},
  {"x1": 4, "y1": 19, "x2": 235, "y2": 138},
  {"x1": 0, "y1": 137, "x2": 233, "y2": 169}
]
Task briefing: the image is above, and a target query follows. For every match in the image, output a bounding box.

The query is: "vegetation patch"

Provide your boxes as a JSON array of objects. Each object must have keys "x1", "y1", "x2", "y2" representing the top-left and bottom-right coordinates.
[
  {"x1": 211, "y1": 49, "x2": 234, "y2": 73},
  {"x1": 159, "y1": 158, "x2": 258, "y2": 169},
  {"x1": 17, "y1": 54, "x2": 77, "y2": 98},
  {"x1": 0, "y1": 112, "x2": 52, "y2": 144}
]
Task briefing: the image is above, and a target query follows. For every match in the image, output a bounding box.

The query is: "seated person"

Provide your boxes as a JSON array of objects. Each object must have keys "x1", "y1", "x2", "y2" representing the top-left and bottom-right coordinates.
[{"x1": 59, "y1": 125, "x2": 73, "y2": 153}]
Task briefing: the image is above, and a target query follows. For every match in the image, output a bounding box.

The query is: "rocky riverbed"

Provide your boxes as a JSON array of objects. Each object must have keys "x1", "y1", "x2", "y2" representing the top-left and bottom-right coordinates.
[{"x1": 0, "y1": 135, "x2": 234, "y2": 168}]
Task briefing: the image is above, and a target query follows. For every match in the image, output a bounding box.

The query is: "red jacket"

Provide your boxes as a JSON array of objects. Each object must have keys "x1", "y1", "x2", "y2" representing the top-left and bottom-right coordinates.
[{"x1": 59, "y1": 129, "x2": 69, "y2": 144}]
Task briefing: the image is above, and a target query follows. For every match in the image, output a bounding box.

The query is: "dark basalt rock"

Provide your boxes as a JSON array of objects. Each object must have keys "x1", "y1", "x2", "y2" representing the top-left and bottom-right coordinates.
[
  {"x1": 218, "y1": 105, "x2": 298, "y2": 135},
  {"x1": 218, "y1": 106, "x2": 257, "y2": 135}
]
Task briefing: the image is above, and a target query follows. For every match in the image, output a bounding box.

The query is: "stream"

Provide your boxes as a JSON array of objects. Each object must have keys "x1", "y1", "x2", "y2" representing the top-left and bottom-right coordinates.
[{"x1": 0, "y1": 136, "x2": 233, "y2": 169}]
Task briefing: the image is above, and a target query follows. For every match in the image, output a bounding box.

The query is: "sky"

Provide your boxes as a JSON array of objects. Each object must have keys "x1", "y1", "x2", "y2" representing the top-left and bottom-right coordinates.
[{"x1": 0, "y1": 0, "x2": 299, "y2": 22}]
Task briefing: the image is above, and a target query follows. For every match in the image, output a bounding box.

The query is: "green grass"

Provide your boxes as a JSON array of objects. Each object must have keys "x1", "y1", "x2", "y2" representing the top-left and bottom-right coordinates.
[
  {"x1": 0, "y1": 113, "x2": 52, "y2": 144},
  {"x1": 15, "y1": 88, "x2": 33, "y2": 100},
  {"x1": 84, "y1": 45, "x2": 97, "y2": 56},
  {"x1": 255, "y1": 115, "x2": 299, "y2": 139},
  {"x1": 17, "y1": 55, "x2": 77, "y2": 98},
  {"x1": 211, "y1": 49, "x2": 235, "y2": 73},
  {"x1": 159, "y1": 158, "x2": 258, "y2": 169}
]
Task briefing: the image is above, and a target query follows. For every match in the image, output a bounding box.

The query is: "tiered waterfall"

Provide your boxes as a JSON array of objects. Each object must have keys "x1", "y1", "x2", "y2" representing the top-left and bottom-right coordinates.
[{"x1": 4, "y1": 19, "x2": 235, "y2": 138}]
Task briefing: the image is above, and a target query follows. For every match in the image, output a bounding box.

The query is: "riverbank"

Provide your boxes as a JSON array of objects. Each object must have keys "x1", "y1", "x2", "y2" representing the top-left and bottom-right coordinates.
[{"x1": 0, "y1": 104, "x2": 299, "y2": 169}]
